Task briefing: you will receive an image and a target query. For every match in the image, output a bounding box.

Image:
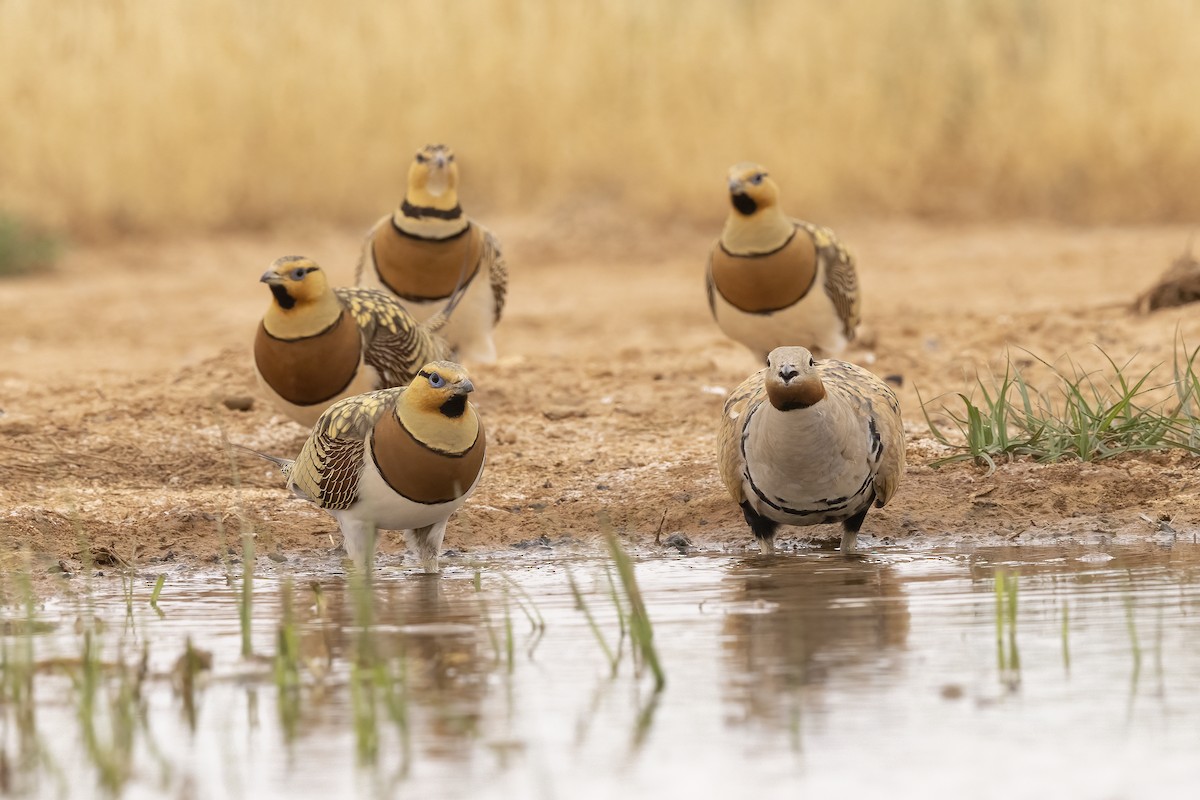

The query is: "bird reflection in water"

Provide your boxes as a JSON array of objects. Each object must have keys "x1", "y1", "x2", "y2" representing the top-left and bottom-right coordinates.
[
  {"x1": 720, "y1": 555, "x2": 910, "y2": 734},
  {"x1": 292, "y1": 575, "x2": 491, "y2": 757}
]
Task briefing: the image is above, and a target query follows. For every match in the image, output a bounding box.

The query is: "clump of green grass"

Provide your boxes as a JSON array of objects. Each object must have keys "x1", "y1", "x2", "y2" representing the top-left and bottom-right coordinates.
[
  {"x1": 604, "y1": 529, "x2": 665, "y2": 692},
  {"x1": 0, "y1": 214, "x2": 59, "y2": 277},
  {"x1": 921, "y1": 343, "x2": 1200, "y2": 473},
  {"x1": 274, "y1": 579, "x2": 302, "y2": 742},
  {"x1": 236, "y1": 532, "x2": 255, "y2": 658},
  {"x1": 149, "y1": 574, "x2": 166, "y2": 619},
  {"x1": 566, "y1": 568, "x2": 619, "y2": 677}
]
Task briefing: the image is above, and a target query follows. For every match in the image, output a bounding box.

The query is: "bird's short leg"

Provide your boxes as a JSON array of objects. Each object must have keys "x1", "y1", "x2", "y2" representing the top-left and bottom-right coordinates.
[
  {"x1": 840, "y1": 506, "x2": 870, "y2": 555},
  {"x1": 405, "y1": 522, "x2": 447, "y2": 574},
  {"x1": 340, "y1": 517, "x2": 377, "y2": 571},
  {"x1": 741, "y1": 501, "x2": 779, "y2": 555}
]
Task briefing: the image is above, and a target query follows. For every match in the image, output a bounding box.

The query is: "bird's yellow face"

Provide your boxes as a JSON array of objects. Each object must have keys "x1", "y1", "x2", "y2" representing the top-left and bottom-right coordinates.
[
  {"x1": 726, "y1": 162, "x2": 780, "y2": 216},
  {"x1": 764, "y1": 346, "x2": 826, "y2": 411},
  {"x1": 406, "y1": 144, "x2": 460, "y2": 208},
  {"x1": 406, "y1": 360, "x2": 476, "y2": 419},
  {"x1": 259, "y1": 256, "x2": 330, "y2": 310}
]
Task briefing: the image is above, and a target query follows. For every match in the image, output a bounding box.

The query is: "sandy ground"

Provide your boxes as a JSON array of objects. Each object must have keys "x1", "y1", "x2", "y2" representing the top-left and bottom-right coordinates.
[{"x1": 3, "y1": 211, "x2": 1200, "y2": 572}]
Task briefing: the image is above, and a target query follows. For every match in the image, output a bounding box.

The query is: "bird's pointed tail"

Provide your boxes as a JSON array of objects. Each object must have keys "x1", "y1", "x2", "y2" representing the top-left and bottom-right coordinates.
[
  {"x1": 423, "y1": 240, "x2": 474, "y2": 335},
  {"x1": 231, "y1": 443, "x2": 295, "y2": 477}
]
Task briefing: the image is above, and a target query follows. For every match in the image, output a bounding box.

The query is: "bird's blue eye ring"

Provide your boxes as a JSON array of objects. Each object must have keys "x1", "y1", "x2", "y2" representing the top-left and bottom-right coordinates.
[
  {"x1": 428, "y1": 372, "x2": 445, "y2": 388},
  {"x1": 289, "y1": 268, "x2": 307, "y2": 280},
  {"x1": 750, "y1": 173, "x2": 765, "y2": 185}
]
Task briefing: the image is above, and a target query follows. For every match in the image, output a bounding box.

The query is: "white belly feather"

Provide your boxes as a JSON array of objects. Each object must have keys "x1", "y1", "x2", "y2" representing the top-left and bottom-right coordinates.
[
  {"x1": 713, "y1": 276, "x2": 848, "y2": 360},
  {"x1": 344, "y1": 433, "x2": 484, "y2": 532},
  {"x1": 254, "y1": 359, "x2": 381, "y2": 429},
  {"x1": 741, "y1": 403, "x2": 875, "y2": 525}
]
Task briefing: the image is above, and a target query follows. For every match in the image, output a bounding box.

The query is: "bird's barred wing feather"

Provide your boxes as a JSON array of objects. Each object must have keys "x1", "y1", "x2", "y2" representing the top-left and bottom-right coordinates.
[
  {"x1": 289, "y1": 388, "x2": 400, "y2": 510},
  {"x1": 717, "y1": 368, "x2": 768, "y2": 504},
  {"x1": 799, "y1": 221, "x2": 860, "y2": 341},
  {"x1": 872, "y1": 388, "x2": 905, "y2": 508},
  {"x1": 335, "y1": 287, "x2": 451, "y2": 387},
  {"x1": 817, "y1": 360, "x2": 905, "y2": 508},
  {"x1": 481, "y1": 226, "x2": 507, "y2": 324}
]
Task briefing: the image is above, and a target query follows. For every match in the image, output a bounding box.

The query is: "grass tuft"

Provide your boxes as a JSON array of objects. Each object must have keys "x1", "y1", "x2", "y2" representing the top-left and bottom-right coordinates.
[
  {"x1": 149, "y1": 574, "x2": 166, "y2": 619},
  {"x1": 238, "y1": 532, "x2": 254, "y2": 658},
  {"x1": 921, "y1": 343, "x2": 1200, "y2": 472},
  {"x1": 566, "y1": 567, "x2": 619, "y2": 677},
  {"x1": 0, "y1": 214, "x2": 59, "y2": 277},
  {"x1": 274, "y1": 579, "x2": 302, "y2": 742},
  {"x1": 604, "y1": 529, "x2": 665, "y2": 692}
]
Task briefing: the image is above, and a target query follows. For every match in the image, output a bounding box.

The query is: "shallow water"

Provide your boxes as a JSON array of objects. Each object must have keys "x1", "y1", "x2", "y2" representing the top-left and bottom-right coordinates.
[{"x1": 5, "y1": 541, "x2": 1200, "y2": 799}]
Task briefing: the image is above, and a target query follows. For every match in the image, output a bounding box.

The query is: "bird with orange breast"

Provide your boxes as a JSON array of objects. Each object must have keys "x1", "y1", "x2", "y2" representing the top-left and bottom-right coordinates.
[
  {"x1": 253, "y1": 256, "x2": 455, "y2": 428},
  {"x1": 706, "y1": 163, "x2": 860, "y2": 361},
  {"x1": 718, "y1": 346, "x2": 904, "y2": 555},
  {"x1": 356, "y1": 143, "x2": 507, "y2": 364},
  {"x1": 242, "y1": 361, "x2": 485, "y2": 572}
]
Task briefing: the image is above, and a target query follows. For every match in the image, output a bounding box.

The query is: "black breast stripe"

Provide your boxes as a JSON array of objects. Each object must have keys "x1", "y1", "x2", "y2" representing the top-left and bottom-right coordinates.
[
  {"x1": 869, "y1": 416, "x2": 884, "y2": 459},
  {"x1": 400, "y1": 200, "x2": 464, "y2": 221},
  {"x1": 741, "y1": 404, "x2": 876, "y2": 518}
]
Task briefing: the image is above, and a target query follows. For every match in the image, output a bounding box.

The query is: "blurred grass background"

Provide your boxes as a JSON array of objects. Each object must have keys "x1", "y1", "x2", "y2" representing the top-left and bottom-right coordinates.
[{"x1": 1, "y1": 0, "x2": 1198, "y2": 237}]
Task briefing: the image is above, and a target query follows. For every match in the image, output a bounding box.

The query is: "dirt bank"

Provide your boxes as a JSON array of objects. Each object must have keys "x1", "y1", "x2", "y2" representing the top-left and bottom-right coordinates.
[{"x1": 3, "y1": 215, "x2": 1199, "y2": 572}]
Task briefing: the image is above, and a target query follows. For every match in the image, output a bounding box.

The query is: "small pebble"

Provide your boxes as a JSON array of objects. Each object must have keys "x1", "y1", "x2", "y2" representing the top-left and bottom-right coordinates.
[
  {"x1": 543, "y1": 406, "x2": 588, "y2": 421},
  {"x1": 940, "y1": 684, "x2": 965, "y2": 700},
  {"x1": 223, "y1": 395, "x2": 255, "y2": 411}
]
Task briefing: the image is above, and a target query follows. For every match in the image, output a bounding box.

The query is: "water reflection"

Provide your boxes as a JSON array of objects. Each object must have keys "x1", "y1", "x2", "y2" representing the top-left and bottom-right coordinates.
[
  {"x1": 10, "y1": 546, "x2": 1200, "y2": 799},
  {"x1": 719, "y1": 555, "x2": 909, "y2": 731},
  {"x1": 289, "y1": 575, "x2": 493, "y2": 759}
]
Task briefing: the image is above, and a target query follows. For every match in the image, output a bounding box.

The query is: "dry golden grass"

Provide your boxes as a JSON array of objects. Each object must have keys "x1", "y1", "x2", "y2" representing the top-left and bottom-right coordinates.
[{"x1": 2, "y1": 0, "x2": 1199, "y2": 235}]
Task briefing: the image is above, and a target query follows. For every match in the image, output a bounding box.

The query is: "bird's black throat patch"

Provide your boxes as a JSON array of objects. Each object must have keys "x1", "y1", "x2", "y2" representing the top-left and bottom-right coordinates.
[
  {"x1": 439, "y1": 394, "x2": 468, "y2": 418},
  {"x1": 269, "y1": 284, "x2": 296, "y2": 309},
  {"x1": 731, "y1": 193, "x2": 758, "y2": 215}
]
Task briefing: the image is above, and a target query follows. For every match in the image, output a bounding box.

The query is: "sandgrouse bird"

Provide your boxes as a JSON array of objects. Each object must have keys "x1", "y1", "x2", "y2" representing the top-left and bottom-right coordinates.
[
  {"x1": 356, "y1": 143, "x2": 507, "y2": 364},
  {"x1": 254, "y1": 255, "x2": 454, "y2": 428},
  {"x1": 706, "y1": 163, "x2": 860, "y2": 361},
  {"x1": 244, "y1": 362, "x2": 485, "y2": 572},
  {"x1": 718, "y1": 346, "x2": 904, "y2": 554}
]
